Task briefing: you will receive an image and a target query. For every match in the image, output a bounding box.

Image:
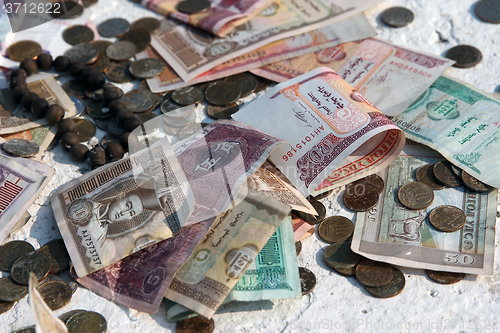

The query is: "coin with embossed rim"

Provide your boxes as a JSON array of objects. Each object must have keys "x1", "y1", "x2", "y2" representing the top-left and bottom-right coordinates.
[
  {"x1": 7, "y1": 41, "x2": 42, "y2": 62},
  {"x1": 63, "y1": 25, "x2": 94, "y2": 45},
  {"x1": 356, "y1": 258, "x2": 394, "y2": 288},
  {"x1": 425, "y1": 270, "x2": 466, "y2": 284},
  {"x1": 318, "y1": 216, "x2": 354, "y2": 243},
  {"x1": 364, "y1": 267, "x2": 405, "y2": 298},
  {"x1": 97, "y1": 18, "x2": 130, "y2": 38},
  {"x1": 11, "y1": 252, "x2": 51, "y2": 285},
  {"x1": 0, "y1": 276, "x2": 28, "y2": 302},
  {"x1": 428, "y1": 205, "x2": 466, "y2": 232},
  {"x1": 416, "y1": 164, "x2": 446, "y2": 190},
  {"x1": 0, "y1": 241, "x2": 35, "y2": 272},
  {"x1": 398, "y1": 181, "x2": 434, "y2": 210}
]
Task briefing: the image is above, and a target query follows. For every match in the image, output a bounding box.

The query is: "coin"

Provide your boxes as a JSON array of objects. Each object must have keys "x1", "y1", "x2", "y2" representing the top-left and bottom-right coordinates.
[
  {"x1": 475, "y1": 0, "x2": 500, "y2": 24},
  {"x1": 37, "y1": 239, "x2": 70, "y2": 274},
  {"x1": 176, "y1": 316, "x2": 215, "y2": 333},
  {"x1": 428, "y1": 205, "x2": 466, "y2": 232},
  {"x1": 65, "y1": 43, "x2": 100, "y2": 65},
  {"x1": 162, "y1": 105, "x2": 196, "y2": 127},
  {"x1": 364, "y1": 267, "x2": 405, "y2": 298},
  {"x1": 295, "y1": 241, "x2": 302, "y2": 256},
  {"x1": 51, "y1": 1, "x2": 83, "y2": 19},
  {"x1": 107, "y1": 117, "x2": 127, "y2": 137},
  {"x1": 2, "y1": 139, "x2": 39, "y2": 157},
  {"x1": 95, "y1": 118, "x2": 107, "y2": 131},
  {"x1": 296, "y1": 200, "x2": 326, "y2": 225},
  {"x1": 446, "y1": 45, "x2": 482, "y2": 68},
  {"x1": 106, "y1": 41, "x2": 137, "y2": 61},
  {"x1": 97, "y1": 18, "x2": 130, "y2": 38},
  {"x1": 63, "y1": 80, "x2": 87, "y2": 99},
  {"x1": 178, "y1": 123, "x2": 202, "y2": 139},
  {"x1": 299, "y1": 267, "x2": 316, "y2": 295},
  {"x1": 415, "y1": 164, "x2": 446, "y2": 190},
  {"x1": 7, "y1": 41, "x2": 42, "y2": 62},
  {"x1": 89, "y1": 53, "x2": 111, "y2": 73},
  {"x1": 255, "y1": 76, "x2": 272, "y2": 92},
  {"x1": 433, "y1": 161, "x2": 462, "y2": 187},
  {"x1": 119, "y1": 29, "x2": 151, "y2": 53},
  {"x1": 426, "y1": 270, "x2": 466, "y2": 284},
  {"x1": 171, "y1": 86, "x2": 204, "y2": 106},
  {"x1": 11, "y1": 252, "x2": 51, "y2": 285},
  {"x1": 73, "y1": 119, "x2": 96, "y2": 142},
  {"x1": 0, "y1": 276, "x2": 28, "y2": 302},
  {"x1": 66, "y1": 311, "x2": 107, "y2": 333},
  {"x1": 318, "y1": 216, "x2": 354, "y2": 243},
  {"x1": 224, "y1": 72, "x2": 258, "y2": 97},
  {"x1": 90, "y1": 40, "x2": 112, "y2": 54},
  {"x1": 343, "y1": 183, "x2": 379, "y2": 212},
  {"x1": 69, "y1": 96, "x2": 86, "y2": 118},
  {"x1": 38, "y1": 281, "x2": 72, "y2": 310},
  {"x1": 59, "y1": 309, "x2": 88, "y2": 324},
  {"x1": 129, "y1": 58, "x2": 165, "y2": 79},
  {"x1": 381, "y1": 6, "x2": 414, "y2": 27},
  {"x1": 160, "y1": 99, "x2": 183, "y2": 113},
  {"x1": 0, "y1": 301, "x2": 14, "y2": 315},
  {"x1": 335, "y1": 267, "x2": 357, "y2": 277},
  {"x1": 323, "y1": 241, "x2": 361, "y2": 270},
  {"x1": 122, "y1": 89, "x2": 155, "y2": 113},
  {"x1": 63, "y1": 25, "x2": 94, "y2": 45},
  {"x1": 349, "y1": 174, "x2": 385, "y2": 194},
  {"x1": 205, "y1": 82, "x2": 241, "y2": 106},
  {"x1": 398, "y1": 181, "x2": 434, "y2": 210},
  {"x1": 462, "y1": 171, "x2": 493, "y2": 192},
  {"x1": 356, "y1": 258, "x2": 394, "y2": 288},
  {"x1": 39, "y1": 272, "x2": 78, "y2": 294},
  {"x1": 105, "y1": 61, "x2": 134, "y2": 83},
  {"x1": 206, "y1": 103, "x2": 240, "y2": 119},
  {"x1": 87, "y1": 101, "x2": 112, "y2": 119},
  {"x1": 176, "y1": 0, "x2": 211, "y2": 14},
  {"x1": 0, "y1": 241, "x2": 35, "y2": 272},
  {"x1": 130, "y1": 17, "x2": 161, "y2": 34}
]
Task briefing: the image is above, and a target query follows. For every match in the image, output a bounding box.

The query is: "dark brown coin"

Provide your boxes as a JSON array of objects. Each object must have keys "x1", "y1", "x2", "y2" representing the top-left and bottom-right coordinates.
[
  {"x1": 73, "y1": 119, "x2": 96, "y2": 142},
  {"x1": 130, "y1": 58, "x2": 165, "y2": 79},
  {"x1": 107, "y1": 117, "x2": 127, "y2": 137},
  {"x1": 206, "y1": 103, "x2": 240, "y2": 119},
  {"x1": 343, "y1": 183, "x2": 379, "y2": 212},
  {"x1": 176, "y1": 316, "x2": 215, "y2": 333},
  {"x1": 0, "y1": 241, "x2": 35, "y2": 272},
  {"x1": 97, "y1": 18, "x2": 130, "y2": 38},
  {"x1": 2, "y1": 139, "x2": 39, "y2": 157},
  {"x1": 39, "y1": 273, "x2": 78, "y2": 294},
  {"x1": 295, "y1": 241, "x2": 302, "y2": 256},
  {"x1": 37, "y1": 239, "x2": 70, "y2": 274},
  {"x1": 224, "y1": 73, "x2": 258, "y2": 97},
  {"x1": 89, "y1": 53, "x2": 111, "y2": 73},
  {"x1": 299, "y1": 267, "x2": 316, "y2": 295},
  {"x1": 7, "y1": 41, "x2": 42, "y2": 62},
  {"x1": 87, "y1": 101, "x2": 112, "y2": 119},
  {"x1": 475, "y1": 0, "x2": 500, "y2": 24},
  {"x1": 425, "y1": 270, "x2": 466, "y2": 284},
  {"x1": 415, "y1": 164, "x2": 446, "y2": 190},
  {"x1": 323, "y1": 241, "x2": 361, "y2": 270},
  {"x1": 11, "y1": 252, "x2": 51, "y2": 285},
  {"x1": 119, "y1": 29, "x2": 151, "y2": 53},
  {"x1": 381, "y1": 6, "x2": 414, "y2": 27},
  {"x1": 51, "y1": 1, "x2": 84, "y2": 19},
  {"x1": 255, "y1": 76, "x2": 272, "y2": 92},
  {"x1": 0, "y1": 276, "x2": 28, "y2": 302},
  {"x1": 122, "y1": 89, "x2": 155, "y2": 113},
  {"x1": 296, "y1": 200, "x2": 326, "y2": 225},
  {"x1": 105, "y1": 61, "x2": 134, "y2": 83},
  {"x1": 64, "y1": 43, "x2": 100, "y2": 65},
  {"x1": 462, "y1": 171, "x2": 493, "y2": 192},
  {"x1": 63, "y1": 80, "x2": 87, "y2": 99},
  {"x1": 349, "y1": 174, "x2": 385, "y2": 194},
  {"x1": 205, "y1": 82, "x2": 241, "y2": 106},
  {"x1": 335, "y1": 267, "x2": 357, "y2": 277},
  {"x1": 0, "y1": 301, "x2": 14, "y2": 315},
  {"x1": 171, "y1": 86, "x2": 204, "y2": 106},
  {"x1": 355, "y1": 258, "x2": 394, "y2": 288},
  {"x1": 90, "y1": 40, "x2": 112, "y2": 54},
  {"x1": 429, "y1": 205, "x2": 466, "y2": 232},
  {"x1": 130, "y1": 17, "x2": 161, "y2": 34},
  {"x1": 318, "y1": 216, "x2": 354, "y2": 243},
  {"x1": 176, "y1": 0, "x2": 211, "y2": 14},
  {"x1": 179, "y1": 123, "x2": 205, "y2": 140},
  {"x1": 308, "y1": 189, "x2": 334, "y2": 200},
  {"x1": 446, "y1": 45, "x2": 482, "y2": 68},
  {"x1": 38, "y1": 280, "x2": 72, "y2": 310},
  {"x1": 59, "y1": 309, "x2": 88, "y2": 324},
  {"x1": 63, "y1": 25, "x2": 94, "y2": 45},
  {"x1": 106, "y1": 41, "x2": 137, "y2": 61},
  {"x1": 66, "y1": 311, "x2": 107, "y2": 333},
  {"x1": 433, "y1": 161, "x2": 462, "y2": 187},
  {"x1": 398, "y1": 182, "x2": 434, "y2": 210},
  {"x1": 364, "y1": 267, "x2": 405, "y2": 298}
]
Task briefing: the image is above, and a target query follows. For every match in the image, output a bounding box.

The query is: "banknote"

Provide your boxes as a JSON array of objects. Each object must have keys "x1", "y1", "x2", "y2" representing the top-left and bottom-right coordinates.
[
  {"x1": 151, "y1": 0, "x2": 384, "y2": 81},
  {"x1": 52, "y1": 138, "x2": 196, "y2": 277},
  {"x1": 165, "y1": 190, "x2": 291, "y2": 318},
  {"x1": 292, "y1": 213, "x2": 314, "y2": 241},
  {"x1": 234, "y1": 67, "x2": 405, "y2": 196},
  {"x1": 352, "y1": 152, "x2": 497, "y2": 274},
  {"x1": 251, "y1": 38, "x2": 454, "y2": 117},
  {"x1": 388, "y1": 75, "x2": 500, "y2": 189},
  {"x1": 141, "y1": 14, "x2": 376, "y2": 93}
]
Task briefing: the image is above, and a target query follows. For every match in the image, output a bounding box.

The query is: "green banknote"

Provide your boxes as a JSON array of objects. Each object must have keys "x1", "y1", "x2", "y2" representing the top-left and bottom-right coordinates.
[{"x1": 388, "y1": 75, "x2": 500, "y2": 188}]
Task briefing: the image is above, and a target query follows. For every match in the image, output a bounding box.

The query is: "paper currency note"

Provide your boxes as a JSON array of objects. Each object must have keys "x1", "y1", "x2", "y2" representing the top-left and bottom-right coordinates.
[
  {"x1": 165, "y1": 190, "x2": 291, "y2": 318},
  {"x1": 388, "y1": 75, "x2": 500, "y2": 189},
  {"x1": 252, "y1": 38, "x2": 454, "y2": 117},
  {"x1": 352, "y1": 153, "x2": 497, "y2": 274},
  {"x1": 151, "y1": 0, "x2": 384, "y2": 81},
  {"x1": 142, "y1": 14, "x2": 376, "y2": 93},
  {"x1": 234, "y1": 67, "x2": 405, "y2": 196},
  {"x1": 52, "y1": 139, "x2": 196, "y2": 277},
  {"x1": 292, "y1": 213, "x2": 314, "y2": 241}
]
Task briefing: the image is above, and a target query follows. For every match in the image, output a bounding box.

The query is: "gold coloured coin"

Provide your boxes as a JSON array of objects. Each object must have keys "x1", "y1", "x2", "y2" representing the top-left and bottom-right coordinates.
[
  {"x1": 7, "y1": 41, "x2": 42, "y2": 62},
  {"x1": 66, "y1": 311, "x2": 107, "y2": 333},
  {"x1": 63, "y1": 25, "x2": 95, "y2": 45},
  {"x1": 355, "y1": 258, "x2": 394, "y2": 288},
  {"x1": 318, "y1": 216, "x2": 354, "y2": 243},
  {"x1": 38, "y1": 280, "x2": 72, "y2": 310},
  {"x1": 11, "y1": 252, "x2": 51, "y2": 285},
  {"x1": 398, "y1": 181, "x2": 434, "y2": 210},
  {"x1": 0, "y1": 240, "x2": 35, "y2": 272}
]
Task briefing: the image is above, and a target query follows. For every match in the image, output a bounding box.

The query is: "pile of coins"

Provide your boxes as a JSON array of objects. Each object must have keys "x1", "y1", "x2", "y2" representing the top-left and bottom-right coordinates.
[{"x1": 13, "y1": 309, "x2": 107, "y2": 333}]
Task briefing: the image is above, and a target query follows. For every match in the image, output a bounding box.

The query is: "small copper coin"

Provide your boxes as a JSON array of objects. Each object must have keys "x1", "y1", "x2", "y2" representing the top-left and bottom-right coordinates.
[
  {"x1": 475, "y1": 0, "x2": 500, "y2": 24},
  {"x1": 206, "y1": 103, "x2": 240, "y2": 119},
  {"x1": 364, "y1": 267, "x2": 405, "y2": 298},
  {"x1": 39, "y1": 273, "x2": 78, "y2": 295},
  {"x1": 224, "y1": 72, "x2": 258, "y2": 97},
  {"x1": 205, "y1": 82, "x2": 241, "y2": 106},
  {"x1": 356, "y1": 258, "x2": 394, "y2": 288},
  {"x1": 323, "y1": 241, "x2": 361, "y2": 270},
  {"x1": 318, "y1": 216, "x2": 354, "y2": 243},
  {"x1": 105, "y1": 61, "x2": 134, "y2": 83},
  {"x1": 130, "y1": 58, "x2": 165, "y2": 79},
  {"x1": 0, "y1": 301, "x2": 15, "y2": 315},
  {"x1": 171, "y1": 86, "x2": 204, "y2": 106},
  {"x1": 299, "y1": 267, "x2": 316, "y2": 295},
  {"x1": 130, "y1": 17, "x2": 161, "y2": 34},
  {"x1": 429, "y1": 205, "x2": 466, "y2": 232},
  {"x1": 0, "y1": 241, "x2": 35, "y2": 272},
  {"x1": 63, "y1": 25, "x2": 94, "y2": 45},
  {"x1": 343, "y1": 183, "x2": 379, "y2": 212},
  {"x1": 295, "y1": 241, "x2": 302, "y2": 256},
  {"x1": 38, "y1": 280, "x2": 72, "y2": 310},
  {"x1": 106, "y1": 41, "x2": 137, "y2": 61},
  {"x1": 176, "y1": 316, "x2": 215, "y2": 333},
  {"x1": 120, "y1": 29, "x2": 151, "y2": 53},
  {"x1": 176, "y1": 0, "x2": 211, "y2": 14},
  {"x1": 296, "y1": 200, "x2": 326, "y2": 225},
  {"x1": 66, "y1": 311, "x2": 107, "y2": 333},
  {"x1": 97, "y1": 18, "x2": 130, "y2": 38},
  {"x1": 0, "y1": 276, "x2": 28, "y2": 302},
  {"x1": 7, "y1": 41, "x2": 42, "y2": 62},
  {"x1": 381, "y1": 6, "x2": 414, "y2": 28},
  {"x1": 349, "y1": 174, "x2": 385, "y2": 194},
  {"x1": 51, "y1": 1, "x2": 83, "y2": 19},
  {"x1": 63, "y1": 80, "x2": 87, "y2": 99},
  {"x1": 416, "y1": 164, "x2": 446, "y2": 190},
  {"x1": 425, "y1": 270, "x2": 466, "y2": 284},
  {"x1": 433, "y1": 161, "x2": 462, "y2": 187},
  {"x1": 462, "y1": 171, "x2": 493, "y2": 192},
  {"x1": 122, "y1": 89, "x2": 155, "y2": 113},
  {"x1": 11, "y1": 252, "x2": 52, "y2": 285},
  {"x1": 37, "y1": 239, "x2": 70, "y2": 274},
  {"x1": 446, "y1": 45, "x2": 482, "y2": 68},
  {"x1": 398, "y1": 182, "x2": 434, "y2": 210},
  {"x1": 2, "y1": 139, "x2": 39, "y2": 157},
  {"x1": 64, "y1": 43, "x2": 100, "y2": 65},
  {"x1": 73, "y1": 119, "x2": 96, "y2": 142}
]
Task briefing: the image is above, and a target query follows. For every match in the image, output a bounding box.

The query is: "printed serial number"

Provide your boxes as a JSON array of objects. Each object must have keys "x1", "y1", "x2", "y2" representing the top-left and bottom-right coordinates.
[{"x1": 5, "y1": 2, "x2": 61, "y2": 14}]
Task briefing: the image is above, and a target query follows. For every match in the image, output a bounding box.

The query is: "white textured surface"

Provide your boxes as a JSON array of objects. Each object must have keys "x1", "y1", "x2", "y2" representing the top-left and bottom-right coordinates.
[{"x1": 2, "y1": 0, "x2": 500, "y2": 332}]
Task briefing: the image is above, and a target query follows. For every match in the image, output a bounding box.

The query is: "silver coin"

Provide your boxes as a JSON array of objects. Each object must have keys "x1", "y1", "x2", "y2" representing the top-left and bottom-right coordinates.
[
  {"x1": 2, "y1": 139, "x2": 39, "y2": 157},
  {"x1": 122, "y1": 89, "x2": 155, "y2": 113},
  {"x1": 160, "y1": 99, "x2": 183, "y2": 113},
  {"x1": 97, "y1": 18, "x2": 130, "y2": 38},
  {"x1": 129, "y1": 58, "x2": 166, "y2": 79},
  {"x1": 106, "y1": 41, "x2": 137, "y2": 61},
  {"x1": 69, "y1": 96, "x2": 86, "y2": 118},
  {"x1": 64, "y1": 43, "x2": 100, "y2": 65},
  {"x1": 162, "y1": 105, "x2": 196, "y2": 127}
]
